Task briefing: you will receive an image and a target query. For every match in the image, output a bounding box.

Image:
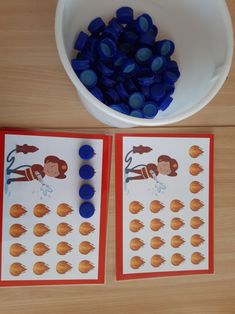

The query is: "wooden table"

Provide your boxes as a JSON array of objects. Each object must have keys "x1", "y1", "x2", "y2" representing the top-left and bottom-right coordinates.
[{"x1": 0, "y1": 1, "x2": 235, "y2": 313}]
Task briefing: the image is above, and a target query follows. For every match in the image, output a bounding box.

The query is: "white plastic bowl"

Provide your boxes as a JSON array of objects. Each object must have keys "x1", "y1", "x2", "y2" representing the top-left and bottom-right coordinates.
[{"x1": 55, "y1": 0, "x2": 233, "y2": 128}]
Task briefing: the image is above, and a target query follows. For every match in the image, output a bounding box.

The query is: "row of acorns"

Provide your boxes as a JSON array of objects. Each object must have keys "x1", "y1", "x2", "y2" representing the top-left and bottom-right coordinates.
[
  {"x1": 10, "y1": 260, "x2": 94, "y2": 276},
  {"x1": 130, "y1": 252, "x2": 205, "y2": 269},
  {"x1": 129, "y1": 199, "x2": 204, "y2": 214},
  {"x1": 130, "y1": 234, "x2": 204, "y2": 251},
  {"x1": 9, "y1": 203, "x2": 73, "y2": 218},
  {"x1": 9, "y1": 222, "x2": 95, "y2": 238}
]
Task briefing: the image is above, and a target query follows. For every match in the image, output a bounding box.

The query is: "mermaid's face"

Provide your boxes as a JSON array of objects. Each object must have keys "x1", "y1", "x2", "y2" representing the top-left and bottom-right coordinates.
[{"x1": 158, "y1": 161, "x2": 171, "y2": 175}]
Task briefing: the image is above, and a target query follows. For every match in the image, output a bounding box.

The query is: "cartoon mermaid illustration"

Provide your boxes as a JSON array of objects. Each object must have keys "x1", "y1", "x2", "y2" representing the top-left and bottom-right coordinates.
[
  {"x1": 6, "y1": 144, "x2": 68, "y2": 186},
  {"x1": 125, "y1": 145, "x2": 178, "y2": 186}
]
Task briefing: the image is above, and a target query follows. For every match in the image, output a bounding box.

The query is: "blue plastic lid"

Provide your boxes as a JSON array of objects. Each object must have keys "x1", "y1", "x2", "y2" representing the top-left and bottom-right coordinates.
[
  {"x1": 121, "y1": 60, "x2": 138, "y2": 77},
  {"x1": 155, "y1": 40, "x2": 175, "y2": 57},
  {"x1": 151, "y1": 56, "x2": 167, "y2": 73},
  {"x1": 123, "y1": 31, "x2": 138, "y2": 44},
  {"x1": 143, "y1": 102, "x2": 158, "y2": 118},
  {"x1": 149, "y1": 25, "x2": 158, "y2": 37},
  {"x1": 74, "y1": 31, "x2": 89, "y2": 51},
  {"x1": 150, "y1": 84, "x2": 166, "y2": 101},
  {"x1": 79, "y1": 202, "x2": 95, "y2": 218},
  {"x1": 138, "y1": 74, "x2": 155, "y2": 87},
  {"x1": 90, "y1": 86, "x2": 104, "y2": 102},
  {"x1": 113, "y1": 53, "x2": 128, "y2": 67},
  {"x1": 125, "y1": 79, "x2": 138, "y2": 92},
  {"x1": 116, "y1": 7, "x2": 134, "y2": 24},
  {"x1": 135, "y1": 47, "x2": 153, "y2": 64},
  {"x1": 88, "y1": 17, "x2": 106, "y2": 35},
  {"x1": 139, "y1": 32, "x2": 156, "y2": 46},
  {"x1": 100, "y1": 76, "x2": 116, "y2": 88},
  {"x1": 79, "y1": 184, "x2": 95, "y2": 200},
  {"x1": 103, "y1": 27, "x2": 120, "y2": 42},
  {"x1": 108, "y1": 18, "x2": 124, "y2": 34},
  {"x1": 159, "y1": 95, "x2": 173, "y2": 111},
  {"x1": 109, "y1": 104, "x2": 124, "y2": 114},
  {"x1": 106, "y1": 89, "x2": 120, "y2": 103},
  {"x1": 71, "y1": 58, "x2": 90, "y2": 71},
  {"x1": 79, "y1": 70, "x2": 97, "y2": 88},
  {"x1": 165, "y1": 84, "x2": 175, "y2": 95},
  {"x1": 119, "y1": 42, "x2": 134, "y2": 54},
  {"x1": 79, "y1": 145, "x2": 95, "y2": 160},
  {"x1": 130, "y1": 110, "x2": 144, "y2": 118},
  {"x1": 163, "y1": 71, "x2": 179, "y2": 84},
  {"x1": 128, "y1": 92, "x2": 145, "y2": 109},
  {"x1": 116, "y1": 82, "x2": 129, "y2": 100},
  {"x1": 98, "y1": 38, "x2": 117, "y2": 59},
  {"x1": 119, "y1": 103, "x2": 130, "y2": 115},
  {"x1": 97, "y1": 62, "x2": 114, "y2": 76},
  {"x1": 136, "y1": 13, "x2": 153, "y2": 33},
  {"x1": 141, "y1": 86, "x2": 150, "y2": 99},
  {"x1": 79, "y1": 164, "x2": 95, "y2": 180}
]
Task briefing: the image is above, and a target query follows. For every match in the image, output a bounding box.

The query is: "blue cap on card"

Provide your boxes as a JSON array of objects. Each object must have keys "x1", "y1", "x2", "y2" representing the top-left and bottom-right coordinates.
[
  {"x1": 128, "y1": 92, "x2": 145, "y2": 109},
  {"x1": 79, "y1": 202, "x2": 95, "y2": 218},
  {"x1": 74, "y1": 31, "x2": 89, "y2": 51},
  {"x1": 130, "y1": 110, "x2": 144, "y2": 118},
  {"x1": 79, "y1": 145, "x2": 95, "y2": 160},
  {"x1": 143, "y1": 102, "x2": 158, "y2": 118},
  {"x1": 135, "y1": 47, "x2": 153, "y2": 64},
  {"x1": 88, "y1": 17, "x2": 106, "y2": 35},
  {"x1": 79, "y1": 184, "x2": 95, "y2": 200},
  {"x1": 79, "y1": 165, "x2": 95, "y2": 180},
  {"x1": 79, "y1": 70, "x2": 97, "y2": 88},
  {"x1": 116, "y1": 7, "x2": 134, "y2": 24},
  {"x1": 136, "y1": 13, "x2": 153, "y2": 33},
  {"x1": 150, "y1": 84, "x2": 165, "y2": 101}
]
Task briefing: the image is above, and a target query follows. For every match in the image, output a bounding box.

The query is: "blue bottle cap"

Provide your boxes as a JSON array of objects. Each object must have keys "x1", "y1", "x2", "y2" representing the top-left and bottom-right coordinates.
[
  {"x1": 128, "y1": 92, "x2": 145, "y2": 109},
  {"x1": 113, "y1": 53, "x2": 128, "y2": 67},
  {"x1": 108, "y1": 18, "x2": 124, "y2": 34},
  {"x1": 106, "y1": 89, "x2": 120, "y2": 103},
  {"x1": 125, "y1": 79, "x2": 138, "y2": 92},
  {"x1": 116, "y1": 7, "x2": 134, "y2": 24},
  {"x1": 141, "y1": 86, "x2": 150, "y2": 99},
  {"x1": 103, "y1": 27, "x2": 120, "y2": 42},
  {"x1": 143, "y1": 102, "x2": 158, "y2": 118},
  {"x1": 71, "y1": 58, "x2": 90, "y2": 71},
  {"x1": 123, "y1": 31, "x2": 138, "y2": 44},
  {"x1": 154, "y1": 74, "x2": 162, "y2": 84},
  {"x1": 130, "y1": 110, "x2": 144, "y2": 118},
  {"x1": 79, "y1": 184, "x2": 95, "y2": 200},
  {"x1": 98, "y1": 38, "x2": 117, "y2": 59},
  {"x1": 109, "y1": 104, "x2": 124, "y2": 114},
  {"x1": 100, "y1": 76, "x2": 116, "y2": 88},
  {"x1": 163, "y1": 71, "x2": 179, "y2": 84},
  {"x1": 116, "y1": 82, "x2": 129, "y2": 100},
  {"x1": 165, "y1": 84, "x2": 175, "y2": 95},
  {"x1": 159, "y1": 95, "x2": 173, "y2": 111},
  {"x1": 79, "y1": 70, "x2": 97, "y2": 88},
  {"x1": 149, "y1": 25, "x2": 158, "y2": 37},
  {"x1": 121, "y1": 60, "x2": 138, "y2": 78},
  {"x1": 135, "y1": 47, "x2": 153, "y2": 64},
  {"x1": 155, "y1": 40, "x2": 175, "y2": 57},
  {"x1": 138, "y1": 74, "x2": 155, "y2": 87},
  {"x1": 74, "y1": 31, "x2": 89, "y2": 51},
  {"x1": 139, "y1": 32, "x2": 156, "y2": 46},
  {"x1": 167, "y1": 60, "x2": 179, "y2": 71},
  {"x1": 119, "y1": 103, "x2": 130, "y2": 115},
  {"x1": 136, "y1": 13, "x2": 153, "y2": 33},
  {"x1": 79, "y1": 202, "x2": 95, "y2": 218},
  {"x1": 79, "y1": 164, "x2": 95, "y2": 180},
  {"x1": 150, "y1": 84, "x2": 166, "y2": 101},
  {"x1": 151, "y1": 56, "x2": 167, "y2": 73},
  {"x1": 79, "y1": 145, "x2": 95, "y2": 160},
  {"x1": 97, "y1": 62, "x2": 114, "y2": 76},
  {"x1": 88, "y1": 17, "x2": 106, "y2": 35},
  {"x1": 119, "y1": 42, "x2": 134, "y2": 54},
  {"x1": 90, "y1": 86, "x2": 104, "y2": 102}
]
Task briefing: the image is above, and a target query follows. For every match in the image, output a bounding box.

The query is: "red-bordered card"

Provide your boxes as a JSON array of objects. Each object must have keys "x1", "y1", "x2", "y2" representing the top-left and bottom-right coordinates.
[
  {"x1": 0, "y1": 129, "x2": 112, "y2": 286},
  {"x1": 115, "y1": 134, "x2": 214, "y2": 280}
]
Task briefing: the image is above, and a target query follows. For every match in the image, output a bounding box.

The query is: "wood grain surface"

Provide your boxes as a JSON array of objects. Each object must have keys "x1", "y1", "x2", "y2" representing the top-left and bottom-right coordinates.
[{"x1": 0, "y1": 1, "x2": 235, "y2": 314}]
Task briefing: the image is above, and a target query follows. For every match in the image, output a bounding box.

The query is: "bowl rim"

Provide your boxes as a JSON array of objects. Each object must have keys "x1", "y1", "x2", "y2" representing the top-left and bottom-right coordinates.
[{"x1": 55, "y1": 0, "x2": 234, "y2": 126}]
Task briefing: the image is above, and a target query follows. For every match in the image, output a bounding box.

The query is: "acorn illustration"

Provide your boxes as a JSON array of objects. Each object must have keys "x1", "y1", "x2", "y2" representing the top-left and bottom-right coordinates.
[
  {"x1": 130, "y1": 238, "x2": 145, "y2": 251},
  {"x1": 79, "y1": 222, "x2": 95, "y2": 235},
  {"x1": 10, "y1": 224, "x2": 27, "y2": 238},
  {"x1": 33, "y1": 203, "x2": 50, "y2": 218},
  {"x1": 33, "y1": 262, "x2": 50, "y2": 275},
  {"x1": 56, "y1": 241, "x2": 73, "y2": 255},
  {"x1": 10, "y1": 243, "x2": 27, "y2": 257},
  {"x1": 189, "y1": 145, "x2": 204, "y2": 158},
  {"x1": 10, "y1": 263, "x2": 26, "y2": 276},
  {"x1": 33, "y1": 242, "x2": 50, "y2": 256},
  {"x1": 78, "y1": 260, "x2": 94, "y2": 273},
  {"x1": 79, "y1": 241, "x2": 95, "y2": 255},
  {"x1": 130, "y1": 256, "x2": 145, "y2": 269},
  {"x1": 170, "y1": 199, "x2": 184, "y2": 212},
  {"x1": 33, "y1": 223, "x2": 50, "y2": 237},
  {"x1": 150, "y1": 218, "x2": 165, "y2": 231},
  {"x1": 171, "y1": 218, "x2": 184, "y2": 230},
  {"x1": 189, "y1": 163, "x2": 204, "y2": 176},
  {"x1": 151, "y1": 255, "x2": 165, "y2": 267},
  {"x1": 171, "y1": 235, "x2": 185, "y2": 248},
  {"x1": 149, "y1": 200, "x2": 164, "y2": 213},
  {"x1": 191, "y1": 234, "x2": 205, "y2": 247},
  {"x1": 171, "y1": 253, "x2": 185, "y2": 266},
  {"x1": 129, "y1": 219, "x2": 144, "y2": 232},
  {"x1": 57, "y1": 223, "x2": 73, "y2": 236},
  {"x1": 190, "y1": 199, "x2": 204, "y2": 211},
  {"x1": 10, "y1": 204, "x2": 27, "y2": 218},
  {"x1": 150, "y1": 236, "x2": 165, "y2": 249},
  {"x1": 190, "y1": 216, "x2": 204, "y2": 229},
  {"x1": 129, "y1": 201, "x2": 144, "y2": 214},
  {"x1": 57, "y1": 203, "x2": 73, "y2": 217},
  {"x1": 190, "y1": 181, "x2": 204, "y2": 193},
  {"x1": 56, "y1": 261, "x2": 72, "y2": 274},
  {"x1": 191, "y1": 252, "x2": 205, "y2": 264}
]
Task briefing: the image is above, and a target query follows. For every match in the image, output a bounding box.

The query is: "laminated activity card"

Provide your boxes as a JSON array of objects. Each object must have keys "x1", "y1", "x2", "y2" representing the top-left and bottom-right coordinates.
[
  {"x1": 115, "y1": 134, "x2": 214, "y2": 280},
  {"x1": 0, "y1": 129, "x2": 112, "y2": 286}
]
